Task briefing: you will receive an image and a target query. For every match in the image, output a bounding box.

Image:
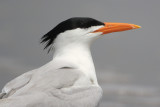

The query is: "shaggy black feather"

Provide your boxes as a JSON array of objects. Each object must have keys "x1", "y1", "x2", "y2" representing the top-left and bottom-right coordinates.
[{"x1": 41, "y1": 17, "x2": 104, "y2": 52}]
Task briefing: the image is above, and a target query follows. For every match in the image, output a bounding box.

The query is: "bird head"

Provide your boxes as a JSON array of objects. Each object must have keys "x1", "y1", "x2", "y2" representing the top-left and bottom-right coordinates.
[{"x1": 41, "y1": 17, "x2": 141, "y2": 52}]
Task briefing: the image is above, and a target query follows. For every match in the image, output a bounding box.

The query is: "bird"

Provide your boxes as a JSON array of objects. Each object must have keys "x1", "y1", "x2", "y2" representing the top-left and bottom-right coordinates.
[{"x1": 0, "y1": 17, "x2": 140, "y2": 107}]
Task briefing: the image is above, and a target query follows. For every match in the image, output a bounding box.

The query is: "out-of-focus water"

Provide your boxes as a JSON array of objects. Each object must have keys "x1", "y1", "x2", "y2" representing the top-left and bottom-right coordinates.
[
  {"x1": 100, "y1": 84, "x2": 160, "y2": 107},
  {"x1": 97, "y1": 72, "x2": 160, "y2": 107}
]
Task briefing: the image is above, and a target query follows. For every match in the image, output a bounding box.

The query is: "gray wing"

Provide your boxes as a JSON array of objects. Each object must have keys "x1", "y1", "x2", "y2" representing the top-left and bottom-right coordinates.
[
  {"x1": 0, "y1": 69, "x2": 34, "y2": 99},
  {"x1": 0, "y1": 68, "x2": 102, "y2": 107}
]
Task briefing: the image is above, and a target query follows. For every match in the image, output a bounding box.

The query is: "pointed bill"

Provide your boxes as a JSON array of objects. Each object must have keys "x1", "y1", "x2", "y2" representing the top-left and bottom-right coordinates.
[{"x1": 93, "y1": 22, "x2": 141, "y2": 34}]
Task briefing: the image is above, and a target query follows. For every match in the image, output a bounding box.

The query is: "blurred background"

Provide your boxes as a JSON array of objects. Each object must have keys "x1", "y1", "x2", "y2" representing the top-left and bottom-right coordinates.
[{"x1": 0, "y1": 0, "x2": 160, "y2": 107}]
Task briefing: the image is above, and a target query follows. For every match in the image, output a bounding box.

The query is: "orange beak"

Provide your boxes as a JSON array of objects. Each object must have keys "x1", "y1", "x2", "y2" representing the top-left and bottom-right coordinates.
[{"x1": 93, "y1": 22, "x2": 141, "y2": 34}]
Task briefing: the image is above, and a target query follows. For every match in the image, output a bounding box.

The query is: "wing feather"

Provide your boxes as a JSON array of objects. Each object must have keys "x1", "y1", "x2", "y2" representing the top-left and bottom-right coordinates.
[
  {"x1": 0, "y1": 67, "x2": 102, "y2": 107},
  {"x1": 0, "y1": 69, "x2": 35, "y2": 99}
]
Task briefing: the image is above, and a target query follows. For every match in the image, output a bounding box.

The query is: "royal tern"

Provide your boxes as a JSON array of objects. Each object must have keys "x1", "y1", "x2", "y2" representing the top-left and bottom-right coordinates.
[{"x1": 0, "y1": 17, "x2": 140, "y2": 107}]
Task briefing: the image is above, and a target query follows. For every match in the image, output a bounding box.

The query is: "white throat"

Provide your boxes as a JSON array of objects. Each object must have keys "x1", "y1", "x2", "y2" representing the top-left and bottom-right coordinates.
[{"x1": 52, "y1": 43, "x2": 98, "y2": 85}]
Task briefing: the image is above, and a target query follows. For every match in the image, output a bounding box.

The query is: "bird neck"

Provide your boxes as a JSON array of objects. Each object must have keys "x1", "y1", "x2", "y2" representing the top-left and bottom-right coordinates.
[{"x1": 52, "y1": 43, "x2": 98, "y2": 85}]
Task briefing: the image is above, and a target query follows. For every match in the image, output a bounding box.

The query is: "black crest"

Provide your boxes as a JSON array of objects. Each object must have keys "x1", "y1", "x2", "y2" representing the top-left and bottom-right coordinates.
[{"x1": 41, "y1": 17, "x2": 104, "y2": 52}]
